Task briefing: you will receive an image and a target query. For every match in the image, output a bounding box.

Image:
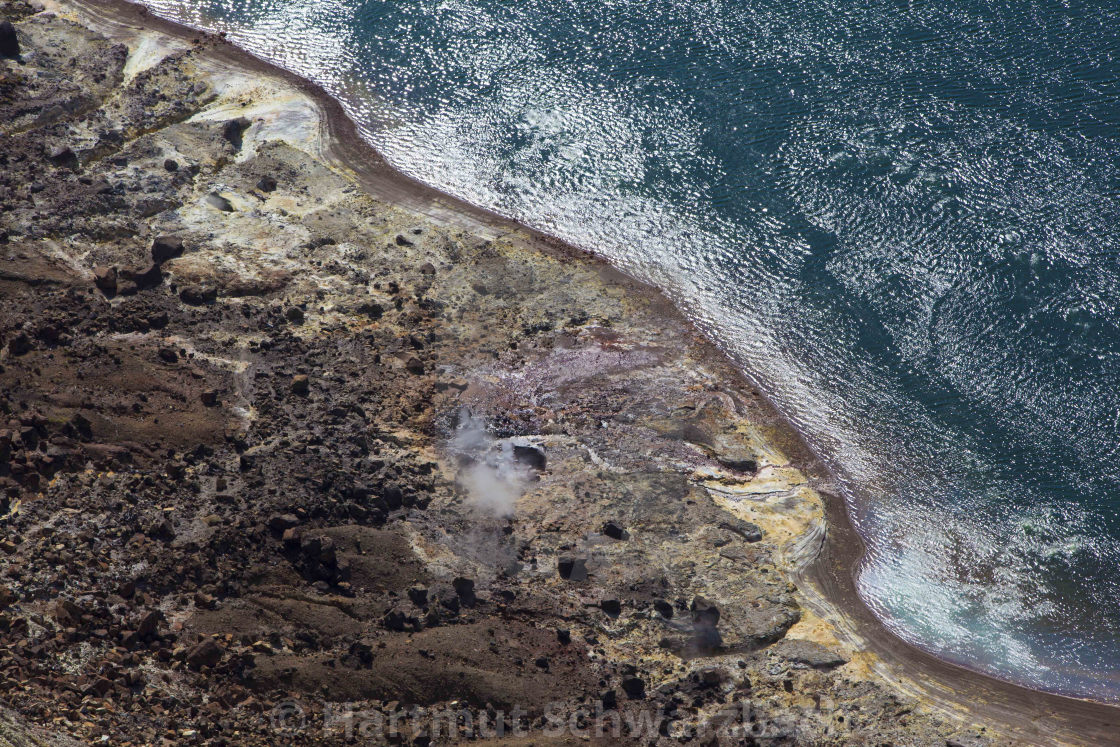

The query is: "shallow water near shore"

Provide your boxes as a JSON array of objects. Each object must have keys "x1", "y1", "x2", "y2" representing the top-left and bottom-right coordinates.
[{"x1": 132, "y1": 0, "x2": 1120, "y2": 699}]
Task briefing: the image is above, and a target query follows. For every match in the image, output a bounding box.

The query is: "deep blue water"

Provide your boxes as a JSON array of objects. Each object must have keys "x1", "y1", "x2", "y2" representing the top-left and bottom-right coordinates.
[{"x1": 138, "y1": 0, "x2": 1120, "y2": 699}]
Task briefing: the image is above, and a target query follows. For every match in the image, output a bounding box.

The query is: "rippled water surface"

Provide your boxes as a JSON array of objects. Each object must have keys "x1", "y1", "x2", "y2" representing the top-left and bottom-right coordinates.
[{"x1": 137, "y1": 0, "x2": 1120, "y2": 698}]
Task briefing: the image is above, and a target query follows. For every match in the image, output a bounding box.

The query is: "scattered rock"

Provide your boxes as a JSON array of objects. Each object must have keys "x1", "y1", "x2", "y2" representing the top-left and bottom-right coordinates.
[
  {"x1": 53, "y1": 599, "x2": 83, "y2": 628},
  {"x1": 700, "y1": 667, "x2": 726, "y2": 686},
  {"x1": 284, "y1": 306, "x2": 304, "y2": 324},
  {"x1": 513, "y1": 444, "x2": 546, "y2": 472},
  {"x1": 407, "y1": 586, "x2": 429, "y2": 607},
  {"x1": 557, "y1": 556, "x2": 587, "y2": 582},
  {"x1": 48, "y1": 146, "x2": 78, "y2": 170},
  {"x1": 690, "y1": 596, "x2": 720, "y2": 627},
  {"x1": 653, "y1": 599, "x2": 674, "y2": 619},
  {"x1": 151, "y1": 236, "x2": 185, "y2": 264},
  {"x1": 136, "y1": 610, "x2": 164, "y2": 639},
  {"x1": 774, "y1": 639, "x2": 848, "y2": 670},
  {"x1": 717, "y1": 456, "x2": 758, "y2": 473},
  {"x1": 164, "y1": 159, "x2": 179, "y2": 172},
  {"x1": 222, "y1": 117, "x2": 251, "y2": 148},
  {"x1": 452, "y1": 577, "x2": 476, "y2": 607},
  {"x1": 157, "y1": 347, "x2": 178, "y2": 364},
  {"x1": 290, "y1": 374, "x2": 310, "y2": 395},
  {"x1": 0, "y1": 20, "x2": 19, "y2": 59},
  {"x1": 602, "y1": 520, "x2": 629, "y2": 540},
  {"x1": 200, "y1": 389, "x2": 219, "y2": 407},
  {"x1": 600, "y1": 598, "x2": 622, "y2": 618},
  {"x1": 205, "y1": 193, "x2": 234, "y2": 212},
  {"x1": 120, "y1": 263, "x2": 163, "y2": 290},
  {"x1": 341, "y1": 641, "x2": 373, "y2": 669},
  {"x1": 621, "y1": 676, "x2": 645, "y2": 699},
  {"x1": 394, "y1": 234, "x2": 414, "y2": 247},
  {"x1": 356, "y1": 302, "x2": 384, "y2": 319},
  {"x1": 946, "y1": 734, "x2": 989, "y2": 747},
  {"x1": 179, "y1": 285, "x2": 217, "y2": 305},
  {"x1": 268, "y1": 513, "x2": 300, "y2": 534},
  {"x1": 84, "y1": 677, "x2": 113, "y2": 698},
  {"x1": 93, "y1": 265, "x2": 117, "y2": 296},
  {"x1": 185, "y1": 638, "x2": 224, "y2": 670},
  {"x1": 257, "y1": 175, "x2": 277, "y2": 192},
  {"x1": 718, "y1": 518, "x2": 763, "y2": 543},
  {"x1": 6, "y1": 333, "x2": 32, "y2": 356}
]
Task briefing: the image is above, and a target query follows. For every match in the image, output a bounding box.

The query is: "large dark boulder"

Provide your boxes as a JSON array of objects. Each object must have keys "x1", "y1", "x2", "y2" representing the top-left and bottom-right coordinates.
[
  {"x1": 0, "y1": 21, "x2": 19, "y2": 59},
  {"x1": 151, "y1": 236, "x2": 185, "y2": 264},
  {"x1": 221, "y1": 117, "x2": 250, "y2": 148},
  {"x1": 185, "y1": 638, "x2": 224, "y2": 670}
]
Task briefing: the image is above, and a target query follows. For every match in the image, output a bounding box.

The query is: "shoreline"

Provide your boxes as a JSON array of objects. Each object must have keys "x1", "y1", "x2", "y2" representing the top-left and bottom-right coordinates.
[{"x1": 9, "y1": 0, "x2": 1120, "y2": 741}]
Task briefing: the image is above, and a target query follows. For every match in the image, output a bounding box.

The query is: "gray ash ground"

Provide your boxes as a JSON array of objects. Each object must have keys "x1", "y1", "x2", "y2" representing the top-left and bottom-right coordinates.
[{"x1": 0, "y1": 2, "x2": 997, "y2": 744}]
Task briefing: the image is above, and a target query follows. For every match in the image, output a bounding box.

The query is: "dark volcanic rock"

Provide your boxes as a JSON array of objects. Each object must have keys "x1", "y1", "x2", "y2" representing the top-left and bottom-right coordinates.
[
  {"x1": 452, "y1": 577, "x2": 476, "y2": 607},
  {"x1": 48, "y1": 146, "x2": 78, "y2": 169},
  {"x1": 620, "y1": 676, "x2": 645, "y2": 699},
  {"x1": 222, "y1": 117, "x2": 250, "y2": 148},
  {"x1": 717, "y1": 456, "x2": 758, "y2": 473},
  {"x1": 290, "y1": 374, "x2": 310, "y2": 395},
  {"x1": 408, "y1": 585, "x2": 429, "y2": 607},
  {"x1": 356, "y1": 301, "x2": 383, "y2": 319},
  {"x1": 0, "y1": 20, "x2": 19, "y2": 58},
  {"x1": 179, "y1": 285, "x2": 217, "y2": 305},
  {"x1": 690, "y1": 596, "x2": 720, "y2": 628},
  {"x1": 185, "y1": 638, "x2": 224, "y2": 670},
  {"x1": 557, "y1": 556, "x2": 587, "y2": 581},
  {"x1": 54, "y1": 599, "x2": 83, "y2": 628},
  {"x1": 268, "y1": 513, "x2": 300, "y2": 534},
  {"x1": 257, "y1": 175, "x2": 277, "y2": 192},
  {"x1": 602, "y1": 520, "x2": 629, "y2": 540},
  {"x1": 205, "y1": 193, "x2": 234, "y2": 212},
  {"x1": 513, "y1": 444, "x2": 547, "y2": 471},
  {"x1": 7, "y1": 333, "x2": 32, "y2": 356},
  {"x1": 719, "y1": 517, "x2": 763, "y2": 543},
  {"x1": 120, "y1": 263, "x2": 163, "y2": 290},
  {"x1": 136, "y1": 610, "x2": 164, "y2": 639},
  {"x1": 93, "y1": 265, "x2": 117, "y2": 295},
  {"x1": 774, "y1": 639, "x2": 848, "y2": 670},
  {"x1": 151, "y1": 236, "x2": 185, "y2": 263}
]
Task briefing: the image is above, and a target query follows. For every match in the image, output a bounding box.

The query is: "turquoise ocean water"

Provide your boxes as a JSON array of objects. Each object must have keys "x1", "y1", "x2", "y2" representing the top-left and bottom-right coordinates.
[{"x1": 136, "y1": 0, "x2": 1120, "y2": 700}]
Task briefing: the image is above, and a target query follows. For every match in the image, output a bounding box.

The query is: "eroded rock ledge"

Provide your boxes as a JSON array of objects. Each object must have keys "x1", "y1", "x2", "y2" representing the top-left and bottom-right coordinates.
[{"x1": 0, "y1": 2, "x2": 998, "y2": 744}]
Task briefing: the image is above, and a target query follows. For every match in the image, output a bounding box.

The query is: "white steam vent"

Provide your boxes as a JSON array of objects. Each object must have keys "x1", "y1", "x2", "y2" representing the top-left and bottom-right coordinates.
[{"x1": 448, "y1": 408, "x2": 547, "y2": 517}]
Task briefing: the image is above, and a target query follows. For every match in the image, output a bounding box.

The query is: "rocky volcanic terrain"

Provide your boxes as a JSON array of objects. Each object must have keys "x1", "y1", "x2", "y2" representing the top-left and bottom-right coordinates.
[{"x1": 0, "y1": 1, "x2": 1004, "y2": 744}]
